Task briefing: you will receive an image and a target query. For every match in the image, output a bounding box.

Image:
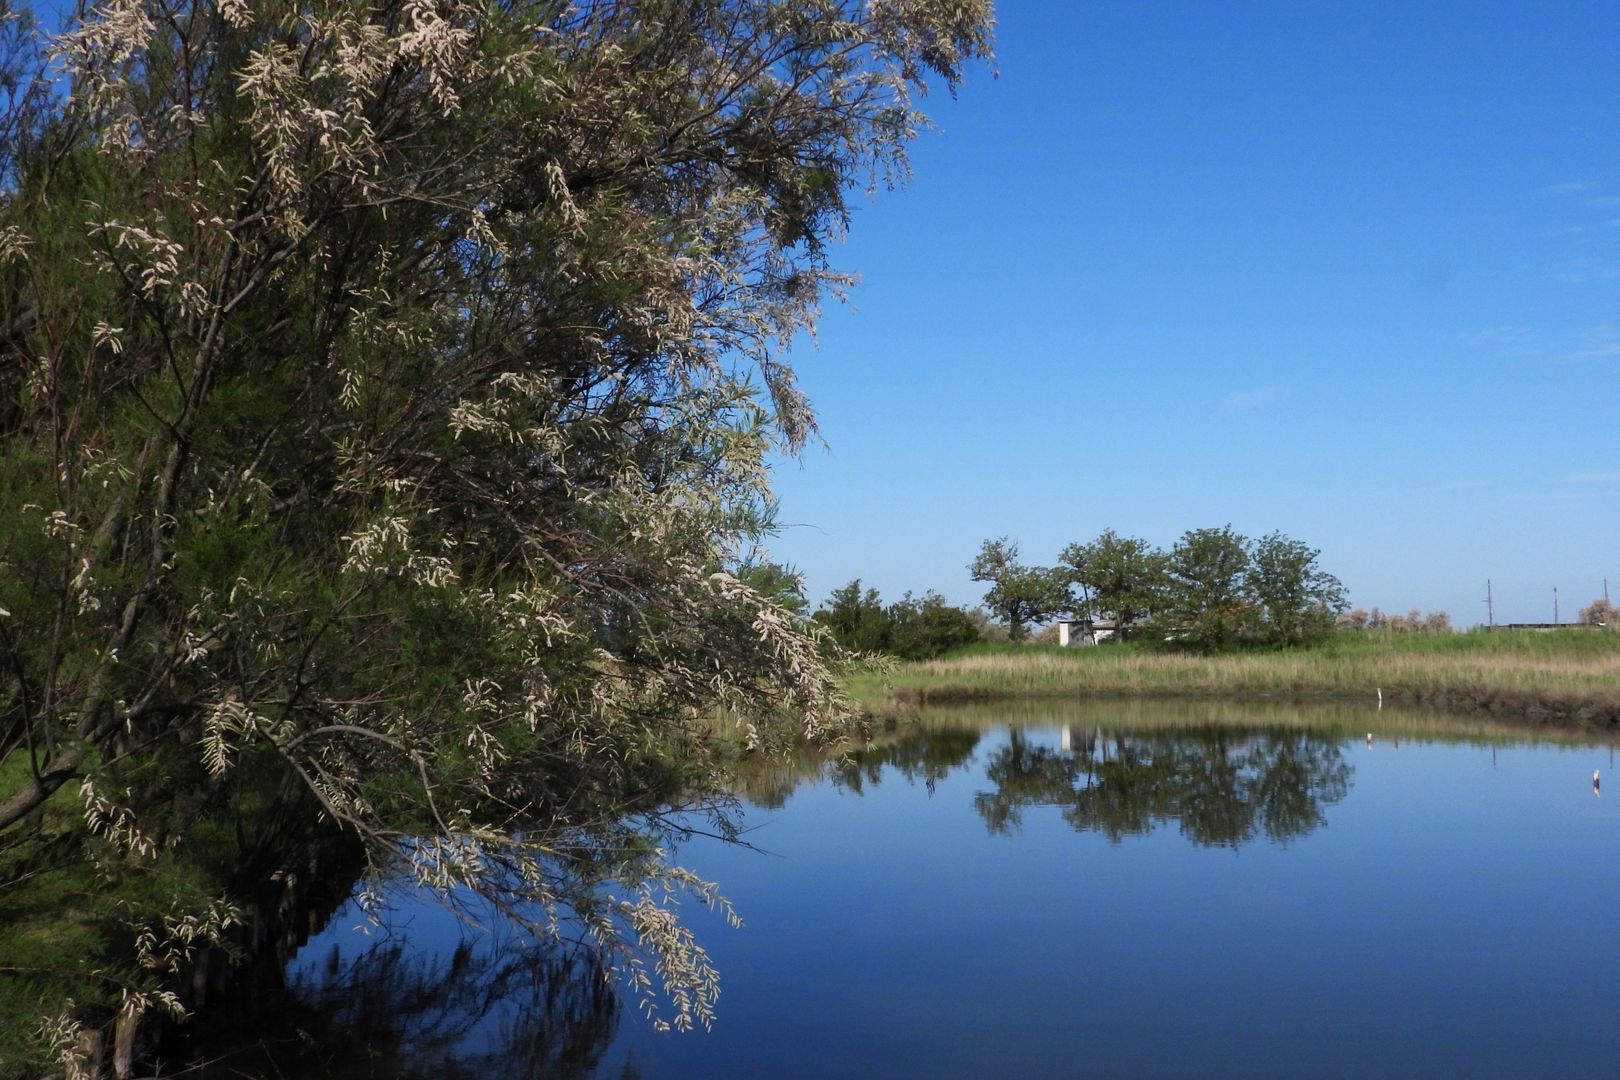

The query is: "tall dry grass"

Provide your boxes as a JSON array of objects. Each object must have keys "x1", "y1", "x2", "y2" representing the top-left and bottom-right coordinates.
[{"x1": 844, "y1": 630, "x2": 1620, "y2": 727}]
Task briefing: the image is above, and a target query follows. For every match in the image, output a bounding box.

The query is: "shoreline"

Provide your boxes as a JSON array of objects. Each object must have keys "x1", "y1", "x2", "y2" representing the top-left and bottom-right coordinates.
[
  {"x1": 867, "y1": 683, "x2": 1620, "y2": 729},
  {"x1": 845, "y1": 632, "x2": 1620, "y2": 730}
]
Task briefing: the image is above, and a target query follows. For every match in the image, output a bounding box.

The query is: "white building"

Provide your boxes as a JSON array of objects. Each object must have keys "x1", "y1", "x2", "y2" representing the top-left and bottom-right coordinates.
[{"x1": 1056, "y1": 616, "x2": 1125, "y2": 647}]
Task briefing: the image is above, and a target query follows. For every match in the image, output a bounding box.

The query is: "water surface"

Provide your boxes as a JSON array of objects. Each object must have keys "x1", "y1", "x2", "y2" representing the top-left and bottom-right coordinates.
[{"x1": 208, "y1": 702, "x2": 1620, "y2": 1078}]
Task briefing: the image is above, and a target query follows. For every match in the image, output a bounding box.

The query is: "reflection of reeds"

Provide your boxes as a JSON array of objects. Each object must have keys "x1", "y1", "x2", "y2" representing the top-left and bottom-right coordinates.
[
  {"x1": 845, "y1": 631, "x2": 1620, "y2": 729},
  {"x1": 905, "y1": 698, "x2": 1620, "y2": 747}
]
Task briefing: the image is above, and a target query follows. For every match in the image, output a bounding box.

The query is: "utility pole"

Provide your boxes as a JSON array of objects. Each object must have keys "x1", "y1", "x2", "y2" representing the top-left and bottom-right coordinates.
[
  {"x1": 1485, "y1": 579, "x2": 1494, "y2": 629},
  {"x1": 1606, "y1": 577, "x2": 1611, "y2": 604},
  {"x1": 1554, "y1": 586, "x2": 1560, "y2": 625}
]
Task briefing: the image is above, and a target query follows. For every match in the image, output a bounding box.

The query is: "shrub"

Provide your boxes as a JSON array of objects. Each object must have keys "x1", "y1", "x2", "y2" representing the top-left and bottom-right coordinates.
[{"x1": 1580, "y1": 598, "x2": 1619, "y2": 630}]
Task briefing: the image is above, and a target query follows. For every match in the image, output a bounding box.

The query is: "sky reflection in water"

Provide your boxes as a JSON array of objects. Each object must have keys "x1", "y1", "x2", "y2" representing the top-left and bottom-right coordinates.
[{"x1": 268, "y1": 703, "x2": 1620, "y2": 1079}]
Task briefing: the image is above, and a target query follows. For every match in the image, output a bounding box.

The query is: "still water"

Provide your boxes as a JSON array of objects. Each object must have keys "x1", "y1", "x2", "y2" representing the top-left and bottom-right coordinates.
[{"x1": 213, "y1": 702, "x2": 1620, "y2": 1078}]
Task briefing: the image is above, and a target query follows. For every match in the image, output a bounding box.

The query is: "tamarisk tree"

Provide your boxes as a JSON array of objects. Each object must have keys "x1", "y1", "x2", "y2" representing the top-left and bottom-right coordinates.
[{"x1": 0, "y1": 0, "x2": 992, "y2": 1058}]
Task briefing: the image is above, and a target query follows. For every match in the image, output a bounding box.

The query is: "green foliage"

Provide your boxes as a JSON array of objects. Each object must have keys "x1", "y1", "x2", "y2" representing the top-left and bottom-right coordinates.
[
  {"x1": 814, "y1": 580, "x2": 893, "y2": 654},
  {"x1": 736, "y1": 559, "x2": 810, "y2": 619},
  {"x1": 969, "y1": 526, "x2": 1348, "y2": 653},
  {"x1": 1059, "y1": 529, "x2": 1169, "y2": 632},
  {"x1": 1244, "y1": 531, "x2": 1347, "y2": 647},
  {"x1": 968, "y1": 538, "x2": 1073, "y2": 642},
  {"x1": 1129, "y1": 526, "x2": 1348, "y2": 652},
  {"x1": 1157, "y1": 525, "x2": 1255, "y2": 652},
  {"x1": 887, "y1": 591, "x2": 982, "y2": 660},
  {"x1": 812, "y1": 583, "x2": 981, "y2": 660},
  {"x1": 0, "y1": 0, "x2": 994, "y2": 1059}
]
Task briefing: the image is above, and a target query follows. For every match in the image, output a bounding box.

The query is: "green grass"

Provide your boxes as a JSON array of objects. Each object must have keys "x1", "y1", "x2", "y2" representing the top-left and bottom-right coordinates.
[{"x1": 845, "y1": 629, "x2": 1620, "y2": 728}]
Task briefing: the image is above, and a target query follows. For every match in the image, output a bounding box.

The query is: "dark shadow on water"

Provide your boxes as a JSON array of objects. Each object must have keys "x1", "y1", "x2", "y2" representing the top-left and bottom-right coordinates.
[{"x1": 181, "y1": 921, "x2": 631, "y2": 1079}]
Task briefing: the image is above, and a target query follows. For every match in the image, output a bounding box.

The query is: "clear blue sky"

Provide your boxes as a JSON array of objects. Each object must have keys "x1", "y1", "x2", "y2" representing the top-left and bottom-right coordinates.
[{"x1": 768, "y1": 0, "x2": 1620, "y2": 628}]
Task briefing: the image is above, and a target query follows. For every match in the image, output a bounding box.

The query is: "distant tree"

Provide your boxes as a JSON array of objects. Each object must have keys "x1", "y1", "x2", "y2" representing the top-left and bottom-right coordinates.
[
  {"x1": 738, "y1": 560, "x2": 810, "y2": 619},
  {"x1": 1243, "y1": 532, "x2": 1348, "y2": 647},
  {"x1": 887, "y1": 592, "x2": 981, "y2": 660},
  {"x1": 809, "y1": 585, "x2": 979, "y2": 659},
  {"x1": 1384, "y1": 609, "x2": 1428, "y2": 633},
  {"x1": 1339, "y1": 607, "x2": 1451, "y2": 634},
  {"x1": 1337, "y1": 609, "x2": 1371, "y2": 631},
  {"x1": 813, "y1": 580, "x2": 892, "y2": 653},
  {"x1": 1059, "y1": 530, "x2": 1169, "y2": 634},
  {"x1": 968, "y1": 539, "x2": 1073, "y2": 642},
  {"x1": 1580, "y1": 598, "x2": 1619, "y2": 629},
  {"x1": 966, "y1": 607, "x2": 1012, "y2": 644},
  {"x1": 1160, "y1": 526, "x2": 1254, "y2": 651}
]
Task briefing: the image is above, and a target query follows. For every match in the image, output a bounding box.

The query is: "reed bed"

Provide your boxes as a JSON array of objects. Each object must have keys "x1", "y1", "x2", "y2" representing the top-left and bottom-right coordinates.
[{"x1": 845, "y1": 630, "x2": 1620, "y2": 728}]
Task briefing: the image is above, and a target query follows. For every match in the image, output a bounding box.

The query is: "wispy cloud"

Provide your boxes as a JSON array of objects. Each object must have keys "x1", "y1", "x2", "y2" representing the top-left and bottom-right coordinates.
[
  {"x1": 1555, "y1": 257, "x2": 1620, "y2": 284},
  {"x1": 1565, "y1": 325, "x2": 1620, "y2": 361},
  {"x1": 1461, "y1": 324, "x2": 1620, "y2": 364},
  {"x1": 1538, "y1": 179, "x2": 1598, "y2": 197},
  {"x1": 1556, "y1": 471, "x2": 1620, "y2": 485},
  {"x1": 1458, "y1": 325, "x2": 1542, "y2": 359},
  {"x1": 1221, "y1": 385, "x2": 1288, "y2": 410}
]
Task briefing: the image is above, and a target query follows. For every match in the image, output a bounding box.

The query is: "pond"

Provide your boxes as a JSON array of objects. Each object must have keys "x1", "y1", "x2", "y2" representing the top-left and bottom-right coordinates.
[{"x1": 191, "y1": 701, "x2": 1620, "y2": 1078}]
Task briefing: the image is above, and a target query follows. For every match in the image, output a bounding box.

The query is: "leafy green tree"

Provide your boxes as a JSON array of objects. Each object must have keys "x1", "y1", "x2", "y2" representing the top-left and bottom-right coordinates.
[
  {"x1": 0, "y1": 0, "x2": 992, "y2": 1059},
  {"x1": 887, "y1": 591, "x2": 981, "y2": 660},
  {"x1": 811, "y1": 585, "x2": 979, "y2": 659},
  {"x1": 1162, "y1": 526, "x2": 1254, "y2": 651},
  {"x1": 968, "y1": 538, "x2": 1073, "y2": 642},
  {"x1": 813, "y1": 580, "x2": 893, "y2": 653},
  {"x1": 1243, "y1": 532, "x2": 1347, "y2": 646},
  {"x1": 1059, "y1": 529, "x2": 1169, "y2": 634}
]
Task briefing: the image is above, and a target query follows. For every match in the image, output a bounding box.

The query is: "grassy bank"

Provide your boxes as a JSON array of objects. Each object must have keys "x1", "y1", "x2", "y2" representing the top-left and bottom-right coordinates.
[{"x1": 844, "y1": 629, "x2": 1620, "y2": 728}]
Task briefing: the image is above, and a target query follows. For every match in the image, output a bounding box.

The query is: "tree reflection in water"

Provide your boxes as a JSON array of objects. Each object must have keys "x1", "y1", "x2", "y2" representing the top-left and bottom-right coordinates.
[
  {"x1": 975, "y1": 727, "x2": 1352, "y2": 846},
  {"x1": 726, "y1": 724, "x2": 984, "y2": 807},
  {"x1": 834, "y1": 726, "x2": 983, "y2": 796},
  {"x1": 189, "y1": 924, "x2": 628, "y2": 1079},
  {"x1": 738, "y1": 720, "x2": 1352, "y2": 848},
  {"x1": 192, "y1": 720, "x2": 1353, "y2": 1075}
]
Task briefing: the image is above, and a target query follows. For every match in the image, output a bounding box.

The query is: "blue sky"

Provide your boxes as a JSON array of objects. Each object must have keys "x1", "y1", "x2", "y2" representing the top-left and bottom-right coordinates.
[{"x1": 768, "y1": 0, "x2": 1620, "y2": 627}]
